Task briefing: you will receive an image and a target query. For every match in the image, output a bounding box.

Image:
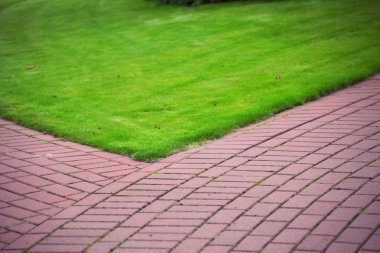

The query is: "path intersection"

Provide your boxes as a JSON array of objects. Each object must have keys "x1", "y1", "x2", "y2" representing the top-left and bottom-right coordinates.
[{"x1": 1, "y1": 74, "x2": 380, "y2": 252}]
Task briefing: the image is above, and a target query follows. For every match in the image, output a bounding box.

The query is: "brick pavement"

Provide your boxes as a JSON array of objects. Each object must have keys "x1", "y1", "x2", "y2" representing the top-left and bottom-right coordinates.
[{"x1": 1, "y1": 74, "x2": 380, "y2": 252}]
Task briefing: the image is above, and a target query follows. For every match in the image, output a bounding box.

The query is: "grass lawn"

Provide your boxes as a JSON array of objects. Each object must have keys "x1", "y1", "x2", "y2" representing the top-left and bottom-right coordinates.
[{"x1": 1, "y1": 0, "x2": 380, "y2": 161}]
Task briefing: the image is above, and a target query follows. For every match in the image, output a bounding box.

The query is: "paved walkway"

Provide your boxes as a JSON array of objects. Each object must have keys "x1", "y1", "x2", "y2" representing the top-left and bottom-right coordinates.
[{"x1": 1, "y1": 75, "x2": 380, "y2": 253}]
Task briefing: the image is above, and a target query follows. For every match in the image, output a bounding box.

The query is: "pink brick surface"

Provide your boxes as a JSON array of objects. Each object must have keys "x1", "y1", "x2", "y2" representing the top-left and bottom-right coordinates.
[{"x1": 1, "y1": 75, "x2": 380, "y2": 252}]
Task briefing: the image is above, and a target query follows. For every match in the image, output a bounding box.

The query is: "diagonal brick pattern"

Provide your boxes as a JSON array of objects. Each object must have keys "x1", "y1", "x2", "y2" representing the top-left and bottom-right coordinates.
[
  {"x1": 0, "y1": 124, "x2": 148, "y2": 252},
  {"x1": 1, "y1": 74, "x2": 380, "y2": 252}
]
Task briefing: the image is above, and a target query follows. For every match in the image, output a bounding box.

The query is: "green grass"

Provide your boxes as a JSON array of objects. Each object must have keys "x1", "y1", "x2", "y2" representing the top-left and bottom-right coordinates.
[{"x1": 1, "y1": 0, "x2": 380, "y2": 161}]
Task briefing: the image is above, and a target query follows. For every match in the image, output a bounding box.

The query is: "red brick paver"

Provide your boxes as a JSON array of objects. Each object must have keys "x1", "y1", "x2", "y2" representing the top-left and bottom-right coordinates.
[{"x1": 1, "y1": 74, "x2": 380, "y2": 252}]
